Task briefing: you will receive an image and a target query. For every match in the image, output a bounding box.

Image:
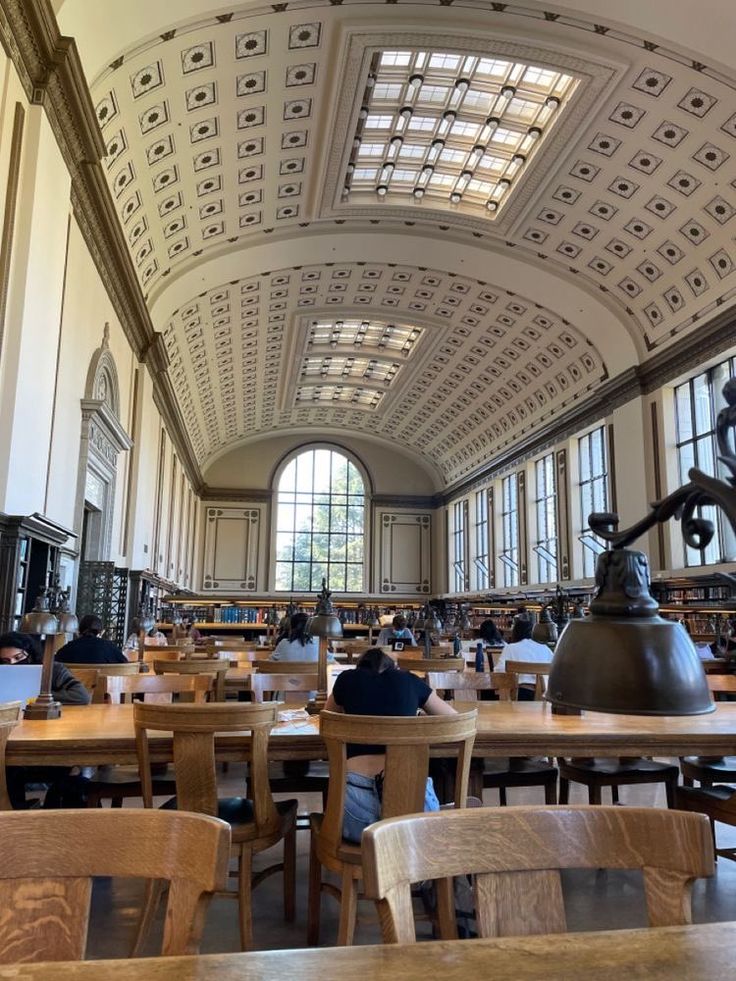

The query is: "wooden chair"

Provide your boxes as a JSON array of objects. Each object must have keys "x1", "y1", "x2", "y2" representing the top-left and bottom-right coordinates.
[
  {"x1": 103, "y1": 674, "x2": 212, "y2": 704},
  {"x1": 676, "y1": 782, "x2": 736, "y2": 861},
  {"x1": 429, "y1": 671, "x2": 558, "y2": 806},
  {"x1": 678, "y1": 676, "x2": 736, "y2": 797},
  {"x1": 250, "y1": 673, "x2": 318, "y2": 705},
  {"x1": 134, "y1": 702, "x2": 297, "y2": 951},
  {"x1": 153, "y1": 659, "x2": 229, "y2": 701},
  {"x1": 0, "y1": 808, "x2": 229, "y2": 962},
  {"x1": 141, "y1": 649, "x2": 184, "y2": 668},
  {"x1": 397, "y1": 656, "x2": 465, "y2": 673},
  {"x1": 253, "y1": 659, "x2": 318, "y2": 674},
  {"x1": 64, "y1": 661, "x2": 140, "y2": 702},
  {"x1": 362, "y1": 805, "x2": 714, "y2": 944},
  {"x1": 504, "y1": 659, "x2": 551, "y2": 700},
  {"x1": 307, "y1": 709, "x2": 477, "y2": 946},
  {"x1": 0, "y1": 702, "x2": 21, "y2": 810}
]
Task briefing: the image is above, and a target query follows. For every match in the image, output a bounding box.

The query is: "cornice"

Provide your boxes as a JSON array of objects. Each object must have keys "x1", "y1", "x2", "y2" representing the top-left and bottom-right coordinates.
[
  {"x1": 0, "y1": 0, "x2": 203, "y2": 491},
  {"x1": 200, "y1": 488, "x2": 273, "y2": 504}
]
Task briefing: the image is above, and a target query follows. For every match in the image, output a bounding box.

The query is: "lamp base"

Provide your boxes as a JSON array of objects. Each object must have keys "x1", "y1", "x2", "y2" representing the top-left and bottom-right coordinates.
[
  {"x1": 551, "y1": 704, "x2": 582, "y2": 716},
  {"x1": 24, "y1": 697, "x2": 62, "y2": 720},
  {"x1": 306, "y1": 693, "x2": 327, "y2": 716}
]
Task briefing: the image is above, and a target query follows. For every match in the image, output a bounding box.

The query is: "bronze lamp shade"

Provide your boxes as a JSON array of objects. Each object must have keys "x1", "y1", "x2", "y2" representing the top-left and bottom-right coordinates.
[{"x1": 547, "y1": 548, "x2": 714, "y2": 716}]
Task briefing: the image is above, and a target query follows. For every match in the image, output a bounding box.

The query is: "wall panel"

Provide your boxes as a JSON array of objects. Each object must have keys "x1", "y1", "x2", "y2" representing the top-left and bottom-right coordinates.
[{"x1": 376, "y1": 509, "x2": 431, "y2": 595}]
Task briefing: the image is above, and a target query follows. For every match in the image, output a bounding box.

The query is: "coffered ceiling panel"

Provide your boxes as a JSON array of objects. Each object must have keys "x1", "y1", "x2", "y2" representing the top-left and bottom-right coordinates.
[{"x1": 59, "y1": 0, "x2": 736, "y2": 485}]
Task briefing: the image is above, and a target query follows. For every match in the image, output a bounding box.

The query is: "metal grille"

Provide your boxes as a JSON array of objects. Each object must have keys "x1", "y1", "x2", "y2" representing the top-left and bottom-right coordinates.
[{"x1": 76, "y1": 561, "x2": 129, "y2": 647}]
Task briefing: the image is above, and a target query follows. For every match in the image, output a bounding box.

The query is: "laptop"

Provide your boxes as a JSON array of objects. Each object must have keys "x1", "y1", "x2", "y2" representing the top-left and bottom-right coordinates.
[{"x1": 0, "y1": 664, "x2": 43, "y2": 704}]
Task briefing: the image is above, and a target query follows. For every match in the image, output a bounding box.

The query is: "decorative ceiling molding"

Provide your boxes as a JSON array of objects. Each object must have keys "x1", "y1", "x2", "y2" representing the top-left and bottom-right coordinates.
[{"x1": 0, "y1": 0, "x2": 204, "y2": 491}]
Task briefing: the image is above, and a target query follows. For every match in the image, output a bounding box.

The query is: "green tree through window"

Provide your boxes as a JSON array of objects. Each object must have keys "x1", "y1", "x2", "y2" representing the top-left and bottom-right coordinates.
[{"x1": 275, "y1": 448, "x2": 365, "y2": 592}]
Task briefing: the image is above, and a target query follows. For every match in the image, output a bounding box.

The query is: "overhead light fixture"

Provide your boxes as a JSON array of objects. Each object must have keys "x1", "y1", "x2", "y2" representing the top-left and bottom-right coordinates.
[
  {"x1": 408, "y1": 74, "x2": 424, "y2": 89},
  {"x1": 548, "y1": 379, "x2": 736, "y2": 717},
  {"x1": 449, "y1": 191, "x2": 461, "y2": 204}
]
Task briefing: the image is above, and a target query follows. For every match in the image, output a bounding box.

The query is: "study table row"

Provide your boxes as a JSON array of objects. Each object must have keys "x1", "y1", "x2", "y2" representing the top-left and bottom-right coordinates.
[
  {"x1": 0, "y1": 922, "x2": 734, "y2": 979},
  {"x1": 8, "y1": 700, "x2": 736, "y2": 766}
]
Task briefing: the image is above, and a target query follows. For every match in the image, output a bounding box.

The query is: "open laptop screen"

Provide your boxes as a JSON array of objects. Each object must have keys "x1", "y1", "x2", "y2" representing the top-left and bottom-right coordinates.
[{"x1": 0, "y1": 664, "x2": 42, "y2": 704}]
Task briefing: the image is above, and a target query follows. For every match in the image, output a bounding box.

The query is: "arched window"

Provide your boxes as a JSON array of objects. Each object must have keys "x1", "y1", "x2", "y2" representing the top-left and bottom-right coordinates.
[{"x1": 274, "y1": 447, "x2": 366, "y2": 592}]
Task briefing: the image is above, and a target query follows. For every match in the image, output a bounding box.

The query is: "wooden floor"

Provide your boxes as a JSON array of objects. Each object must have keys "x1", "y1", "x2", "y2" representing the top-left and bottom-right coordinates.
[{"x1": 82, "y1": 763, "x2": 736, "y2": 958}]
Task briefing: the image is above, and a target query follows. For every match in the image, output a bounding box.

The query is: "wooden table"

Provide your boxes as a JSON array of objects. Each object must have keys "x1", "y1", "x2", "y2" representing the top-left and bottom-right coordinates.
[
  {"x1": 2, "y1": 922, "x2": 736, "y2": 979},
  {"x1": 8, "y1": 701, "x2": 736, "y2": 767}
]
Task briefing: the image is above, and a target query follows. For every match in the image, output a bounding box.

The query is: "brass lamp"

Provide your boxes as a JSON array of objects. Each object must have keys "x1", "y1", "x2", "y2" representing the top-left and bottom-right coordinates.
[
  {"x1": 307, "y1": 578, "x2": 343, "y2": 712},
  {"x1": 21, "y1": 579, "x2": 78, "y2": 720},
  {"x1": 547, "y1": 378, "x2": 736, "y2": 716},
  {"x1": 136, "y1": 605, "x2": 156, "y2": 664}
]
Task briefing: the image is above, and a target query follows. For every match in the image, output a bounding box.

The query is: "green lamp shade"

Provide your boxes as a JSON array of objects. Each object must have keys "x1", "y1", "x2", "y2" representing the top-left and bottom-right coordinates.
[{"x1": 547, "y1": 549, "x2": 714, "y2": 716}]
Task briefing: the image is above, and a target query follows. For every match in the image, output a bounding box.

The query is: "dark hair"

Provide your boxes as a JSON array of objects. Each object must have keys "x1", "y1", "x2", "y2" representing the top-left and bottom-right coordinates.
[
  {"x1": 511, "y1": 617, "x2": 533, "y2": 643},
  {"x1": 479, "y1": 618, "x2": 504, "y2": 644},
  {"x1": 356, "y1": 647, "x2": 397, "y2": 673},
  {"x1": 79, "y1": 614, "x2": 103, "y2": 637},
  {"x1": 288, "y1": 612, "x2": 312, "y2": 646},
  {"x1": 0, "y1": 631, "x2": 43, "y2": 663},
  {"x1": 392, "y1": 614, "x2": 407, "y2": 630}
]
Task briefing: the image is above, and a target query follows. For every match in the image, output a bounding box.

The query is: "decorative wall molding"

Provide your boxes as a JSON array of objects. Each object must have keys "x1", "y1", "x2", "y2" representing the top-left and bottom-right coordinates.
[
  {"x1": 202, "y1": 506, "x2": 263, "y2": 592},
  {"x1": 376, "y1": 509, "x2": 432, "y2": 594},
  {"x1": 0, "y1": 0, "x2": 203, "y2": 491}
]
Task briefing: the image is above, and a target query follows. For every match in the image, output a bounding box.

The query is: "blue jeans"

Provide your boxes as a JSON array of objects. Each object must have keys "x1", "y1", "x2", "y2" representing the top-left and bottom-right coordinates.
[{"x1": 342, "y1": 771, "x2": 440, "y2": 843}]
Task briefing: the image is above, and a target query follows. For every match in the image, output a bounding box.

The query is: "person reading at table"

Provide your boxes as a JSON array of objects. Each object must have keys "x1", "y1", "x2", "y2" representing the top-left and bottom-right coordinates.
[
  {"x1": 376, "y1": 614, "x2": 416, "y2": 648},
  {"x1": 323, "y1": 647, "x2": 455, "y2": 842},
  {"x1": 56, "y1": 614, "x2": 128, "y2": 664},
  {"x1": 270, "y1": 612, "x2": 335, "y2": 664},
  {"x1": 493, "y1": 617, "x2": 553, "y2": 698},
  {"x1": 0, "y1": 631, "x2": 90, "y2": 808}
]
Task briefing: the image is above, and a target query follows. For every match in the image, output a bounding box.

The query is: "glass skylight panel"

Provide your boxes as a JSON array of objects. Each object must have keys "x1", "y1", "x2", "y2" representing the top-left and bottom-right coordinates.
[
  {"x1": 307, "y1": 319, "x2": 424, "y2": 356},
  {"x1": 344, "y1": 47, "x2": 578, "y2": 215},
  {"x1": 295, "y1": 384, "x2": 385, "y2": 408},
  {"x1": 301, "y1": 355, "x2": 401, "y2": 384}
]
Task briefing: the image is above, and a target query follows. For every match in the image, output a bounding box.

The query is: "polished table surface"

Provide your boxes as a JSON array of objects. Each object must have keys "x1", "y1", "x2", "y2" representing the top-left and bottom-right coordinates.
[
  {"x1": 7, "y1": 701, "x2": 736, "y2": 766},
  {"x1": 1, "y1": 923, "x2": 736, "y2": 979}
]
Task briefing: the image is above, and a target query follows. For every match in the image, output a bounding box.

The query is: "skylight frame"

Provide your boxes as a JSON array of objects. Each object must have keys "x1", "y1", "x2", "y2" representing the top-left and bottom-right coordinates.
[
  {"x1": 343, "y1": 48, "x2": 578, "y2": 216},
  {"x1": 306, "y1": 318, "x2": 424, "y2": 357}
]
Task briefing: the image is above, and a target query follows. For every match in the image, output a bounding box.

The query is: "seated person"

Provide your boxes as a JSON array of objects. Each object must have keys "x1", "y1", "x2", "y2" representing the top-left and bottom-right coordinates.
[
  {"x1": 123, "y1": 620, "x2": 168, "y2": 656},
  {"x1": 0, "y1": 631, "x2": 90, "y2": 808},
  {"x1": 478, "y1": 617, "x2": 506, "y2": 647},
  {"x1": 270, "y1": 612, "x2": 335, "y2": 663},
  {"x1": 324, "y1": 648, "x2": 455, "y2": 842},
  {"x1": 493, "y1": 618, "x2": 554, "y2": 699},
  {"x1": 56, "y1": 614, "x2": 128, "y2": 664},
  {"x1": 170, "y1": 617, "x2": 202, "y2": 644},
  {"x1": 376, "y1": 614, "x2": 416, "y2": 648}
]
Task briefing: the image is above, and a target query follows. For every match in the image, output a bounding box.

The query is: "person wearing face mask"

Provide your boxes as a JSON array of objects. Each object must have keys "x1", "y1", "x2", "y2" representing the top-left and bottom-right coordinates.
[{"x1": 0, "y1": 631, "x2": 89, "y2": 705}]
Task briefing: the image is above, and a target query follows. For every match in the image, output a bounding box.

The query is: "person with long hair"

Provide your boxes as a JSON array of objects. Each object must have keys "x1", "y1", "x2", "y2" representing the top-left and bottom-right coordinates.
[
  {"x1": 323, "y1": 647, "x2": 456, "y2": 842},
  {"x1": 270, "y1": 611, "x2": 334, "y2": 663}
]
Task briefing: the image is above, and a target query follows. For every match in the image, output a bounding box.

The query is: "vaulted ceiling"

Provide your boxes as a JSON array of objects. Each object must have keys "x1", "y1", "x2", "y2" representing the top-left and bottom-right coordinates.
[{"x1": 54, "y1": 0, "x2": 736, "y2": 488}]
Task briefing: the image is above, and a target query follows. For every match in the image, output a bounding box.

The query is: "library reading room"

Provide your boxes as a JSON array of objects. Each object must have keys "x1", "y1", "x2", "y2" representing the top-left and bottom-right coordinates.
[{"x1": 3, "y1": 1, "x2": 736, "y2": 977}]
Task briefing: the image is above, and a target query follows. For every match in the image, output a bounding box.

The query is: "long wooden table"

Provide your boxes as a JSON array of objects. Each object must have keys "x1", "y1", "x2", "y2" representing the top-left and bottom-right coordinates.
[
  {"x1": 1, "y1": 922, "x2": 736, "y2": 979},
  {"x1": 7, "y1": 701, "x2": 736, "y2": 766}
]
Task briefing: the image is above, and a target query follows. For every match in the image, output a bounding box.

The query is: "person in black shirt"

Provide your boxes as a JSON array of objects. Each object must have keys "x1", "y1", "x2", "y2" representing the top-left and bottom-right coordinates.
[
  {"x1": 55, "y1": 614, "x2": 128, "y2": 664},
  {"x1": 324, "y1": 648, "x2": 455, "y2": 842}
]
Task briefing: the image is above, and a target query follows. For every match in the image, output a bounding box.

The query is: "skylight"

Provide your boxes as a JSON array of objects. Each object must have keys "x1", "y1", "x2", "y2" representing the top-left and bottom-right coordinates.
[{"x1": 343, "y1": 49, "x2": 578, "y2": 216}]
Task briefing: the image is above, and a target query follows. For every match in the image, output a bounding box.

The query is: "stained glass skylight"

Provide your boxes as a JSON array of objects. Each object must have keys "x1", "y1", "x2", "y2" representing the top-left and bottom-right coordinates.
[{"x1": 343, "y1": 49, "x2": 578, "y2": 215}]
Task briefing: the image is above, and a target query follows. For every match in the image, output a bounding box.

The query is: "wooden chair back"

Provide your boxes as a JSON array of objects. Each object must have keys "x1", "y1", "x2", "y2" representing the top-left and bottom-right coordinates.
[
  {"x1": 142, "y1": 649, "x2": 184, "y2": 667},
  {"x1": 318, "y1": 710, "x2": 477, "y2": 858},
  {"x1": 397, "y1": 656, "x2": 465, "y2": 674},
  {"x1": 64, "y1": 661, "x2": 140, "y2": 702},
  {"x1": 188, "y1": 649, "x2": 259, "y2": 662},
  {"x1": 504, "y1": 659, "x2": 551, "y2": 699},
  {"x1": 103, "y1": 674, "x2": 212, "y2": 704},
  {"x1": 134, "y1": 702, "x2": 281, "y2": 834},
  {"x1": 707, "y1": 674, "x2": 736, "y2": 698},
  {"x1": 250, "y1": 673, "x2": 318, "y2": 705},
  {"x1": 362, "y1": 805, "x2": 715, "y2": 944},
  {"x1": 427, "y1": 671, "x2": 516, "y2": 702},
  {"x1": 253, "y1": 659, "x2": 317, "y2": 674},
  {"x1": 0, "y1": 808, "x2": 229, "y2": 962},
  {"x1": 0, "y1": 702, "x2": 21, "y2": 810},
  {"x1": 210, "y1": 637, "x2": 246, "y2": 648},
  {"x1": 152, "y1": 659, "x2": 229, "y2": 701}
]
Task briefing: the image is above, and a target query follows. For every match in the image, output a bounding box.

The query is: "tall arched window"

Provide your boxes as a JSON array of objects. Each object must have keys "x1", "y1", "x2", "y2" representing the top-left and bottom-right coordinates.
[{"x1": 274, "y1": 447, "x2": 366, "y2": 592}]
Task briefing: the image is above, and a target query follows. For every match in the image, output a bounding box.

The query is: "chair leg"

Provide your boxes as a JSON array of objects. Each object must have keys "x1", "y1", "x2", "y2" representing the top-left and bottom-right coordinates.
[
  {"x1": 544, "y1": 777, "x2": 557, "y2": 805},
  {"x1": 131, "y1": 879, "x2": 165, "y2": 956},
  {"x1": 337, "y1": 866, "x2": 358, "y2": 946},
  {"x1": 283, "y1": 826, "x2": 296, "y2": 922},
  {"x1": 611, "y1": 785, "x2": 620, "y2": 805},
  {"x1": 238, "y1": 844, "x2": 254, "y2": 951},
  {"x1": 307, "y1": 834, "x2": 322, "y2": 946},
  {"x1": 558, "y1": 777, "x2": 570, "y2": 805},
  {"x1": 499, "y1": 786, "x2": 507, "y2": 807},
  {"x1": 588, "y1": 783, "x2": 602, "y2": 805},
  {"x1": 665, "y1": 776, "x2": 677, "y2": 810}
]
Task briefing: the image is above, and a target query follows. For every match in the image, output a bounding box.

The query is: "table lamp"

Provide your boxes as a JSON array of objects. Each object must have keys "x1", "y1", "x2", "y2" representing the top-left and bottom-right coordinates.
[
  {"x1": 548, "y1": 377, "x2": 736, "y2": 717},
  {"x1": 307, "y1": 578, "x2": 342, "y2": 713},
  {"x1": 21, "y1": 579, "x2": 78, "y2": 720},
  {"x1": 136, "y1": 606, "x2": 156, "y2": 664}
]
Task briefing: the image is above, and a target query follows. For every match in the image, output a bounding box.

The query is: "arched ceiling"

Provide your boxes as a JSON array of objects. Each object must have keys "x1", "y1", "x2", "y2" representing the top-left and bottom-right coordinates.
[{"x1": 53, "y1": 0, "x2": 736, "y2": 487}]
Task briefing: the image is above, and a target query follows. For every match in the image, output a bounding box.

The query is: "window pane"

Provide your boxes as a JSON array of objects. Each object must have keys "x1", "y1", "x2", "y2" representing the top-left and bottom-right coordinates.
[
  {"x1": 275, "y1": 448, "x2": 365, "y2": 591},
  {"x1": 692, "y1": 373, "x2": 711, "y2": 435}
]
